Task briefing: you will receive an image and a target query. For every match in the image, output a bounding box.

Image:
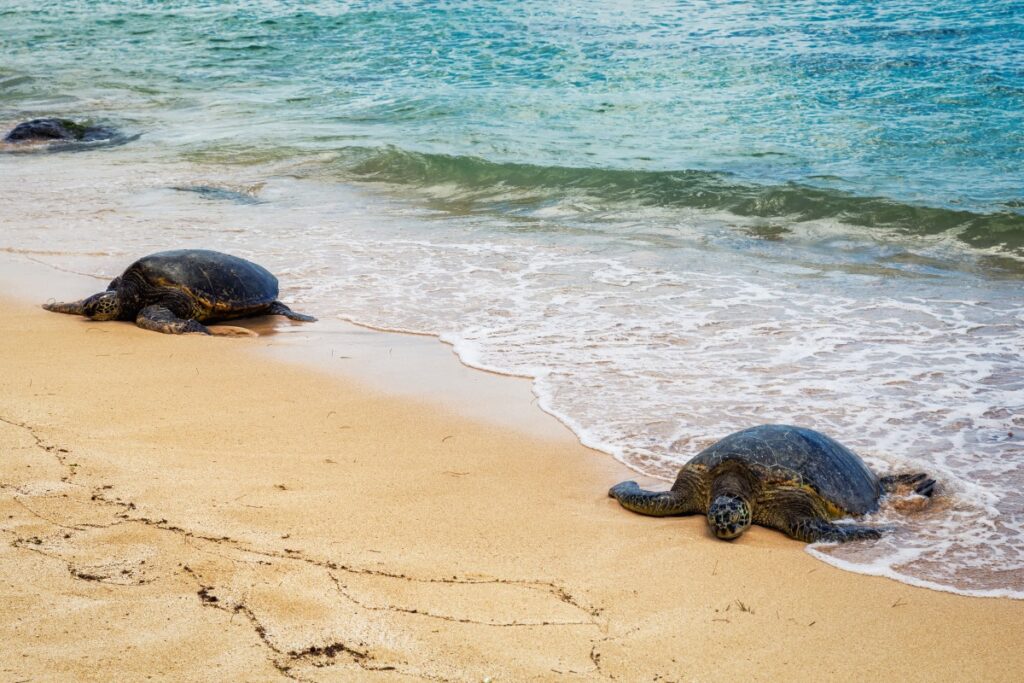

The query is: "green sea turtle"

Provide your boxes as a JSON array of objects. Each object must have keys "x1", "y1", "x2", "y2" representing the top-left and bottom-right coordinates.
[
  {"x1": 609, "y1": 424, "x2": 935, "y2": 543},
  {"x1": 4, "y1": 117, "x2": 118, "y2": 143},
  {"x1": 43, "y1": 249, "x2": 316, "y2": 335}
]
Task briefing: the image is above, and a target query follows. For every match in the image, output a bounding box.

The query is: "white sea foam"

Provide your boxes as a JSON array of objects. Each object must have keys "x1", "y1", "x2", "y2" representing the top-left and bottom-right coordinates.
[{"x1": 2, "y1": 154, "x2": 1022, "y2": 598}]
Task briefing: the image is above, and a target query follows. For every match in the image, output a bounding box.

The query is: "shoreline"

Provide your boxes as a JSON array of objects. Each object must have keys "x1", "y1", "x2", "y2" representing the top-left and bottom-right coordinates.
[
  {"x1": 1, "y1": 256, "x2": 1022, "y2": 680},
  {"x1": 3, "y1": 147, "x2": 1022, "y2": 599}
]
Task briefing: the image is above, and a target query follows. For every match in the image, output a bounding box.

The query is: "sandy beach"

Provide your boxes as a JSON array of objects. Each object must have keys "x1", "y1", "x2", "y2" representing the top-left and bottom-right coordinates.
[{"x1": 0, "y1": 259, "x2": 1019, "y2": 682}]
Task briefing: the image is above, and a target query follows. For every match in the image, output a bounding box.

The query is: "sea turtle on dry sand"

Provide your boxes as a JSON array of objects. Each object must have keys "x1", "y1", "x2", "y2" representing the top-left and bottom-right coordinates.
[
  {"x1": 609, "y1": 424, "x2": 935, "y2": 543},
  {"x1": 43, "y1": 249, "x2": 316, "y2": 336},
  {"x1": 3, "y1": 117, "x2": 127, "y2": 147}
]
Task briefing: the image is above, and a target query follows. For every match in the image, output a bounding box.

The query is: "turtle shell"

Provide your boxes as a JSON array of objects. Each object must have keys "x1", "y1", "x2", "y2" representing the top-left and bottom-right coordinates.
[
  {"x1": 688, "y1": 424, "x2": 882, "y2": 515},
  {"x1": 127, "y1": 249, "x2": 278, "y2": 316},
  {"x1": 4, "y1": 118, "x2": 117, "y2": 143}
]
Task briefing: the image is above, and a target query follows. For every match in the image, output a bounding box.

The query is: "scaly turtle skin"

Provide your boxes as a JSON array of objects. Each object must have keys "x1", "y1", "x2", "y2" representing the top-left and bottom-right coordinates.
[
  {"x1": 4, "y1": 118, "x2": 120, "y2": 144},
  {"x1": 609, "y1": 424, "x2": 935, "y2": 543},
  {"x1": 43, "y1": 249, "x2": 316, "y2": 335}
]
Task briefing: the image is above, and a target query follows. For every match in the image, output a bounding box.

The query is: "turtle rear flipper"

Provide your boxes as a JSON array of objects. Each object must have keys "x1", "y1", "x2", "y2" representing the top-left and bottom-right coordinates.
[
  {"x1": 136, "y1": 305, "x2": 210, "y2": 335},
  {"x1": 269, "y1": 300, "x2": 316, "y2": 322},
  {"x1": 880, "y1": 472, "x2": 936, "y2": 498}
]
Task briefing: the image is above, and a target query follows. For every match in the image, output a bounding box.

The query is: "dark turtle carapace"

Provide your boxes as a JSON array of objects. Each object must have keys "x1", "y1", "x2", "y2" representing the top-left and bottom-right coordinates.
[
  {"x1": 609, "y1": 424, "x2": 935, "y2": 543},
  {"x1": 3, "y1": 117, "x2": 125, "y2": 147},
  {"x1": 43, "y1": 249, "x2": 316, "y2": 336}
]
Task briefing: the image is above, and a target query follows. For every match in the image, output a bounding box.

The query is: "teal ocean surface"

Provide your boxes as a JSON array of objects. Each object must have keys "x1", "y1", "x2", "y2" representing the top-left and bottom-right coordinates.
[
  {"x1": 2, "y1": 1, "x2": 1022, "y2": 597},
  {"x1": 4, "y1": 0, "x2": 1024, "y2": 244}
]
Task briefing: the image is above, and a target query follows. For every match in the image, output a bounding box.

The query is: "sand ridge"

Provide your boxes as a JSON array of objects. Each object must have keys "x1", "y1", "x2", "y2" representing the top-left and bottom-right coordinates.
[{"x1": 1, "y1": 286, "x2": 1021, "y2": 681}]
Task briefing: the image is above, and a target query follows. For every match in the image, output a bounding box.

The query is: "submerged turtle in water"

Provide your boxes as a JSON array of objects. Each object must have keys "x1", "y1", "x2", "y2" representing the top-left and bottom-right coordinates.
[
  {"x1": 609, "y1": 424, "x2": 935, "y2": 543},
  {"x1": 43, "y1": 249, "x2": 316, "y2": 335},
  {"x1": 4, "y1": 117, "x2": 120, "y2": 144}
]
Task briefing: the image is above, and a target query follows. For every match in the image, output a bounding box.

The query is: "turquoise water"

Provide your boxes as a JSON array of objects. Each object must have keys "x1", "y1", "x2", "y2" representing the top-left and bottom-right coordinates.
[
  {"x1": 2, "y1": 1, "x2": 1023, "y2": 597},
  {"x1": 3, "y1": 1, "x2": 1023, "y2": 251}
]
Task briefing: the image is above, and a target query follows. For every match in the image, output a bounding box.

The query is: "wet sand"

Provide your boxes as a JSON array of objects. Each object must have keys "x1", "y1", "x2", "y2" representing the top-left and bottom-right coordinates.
[{"x1": 1, "y1": 257, "x2": 1021, "y2": 681}]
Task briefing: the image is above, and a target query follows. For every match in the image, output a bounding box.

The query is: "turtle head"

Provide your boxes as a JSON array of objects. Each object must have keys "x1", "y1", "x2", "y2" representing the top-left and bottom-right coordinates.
[
  {"x1": 82, "y1": 291, "x2": 123, "y2": 320},
  {"x1": 707, "y1": 495, "x2": 752, "y2": 540}
]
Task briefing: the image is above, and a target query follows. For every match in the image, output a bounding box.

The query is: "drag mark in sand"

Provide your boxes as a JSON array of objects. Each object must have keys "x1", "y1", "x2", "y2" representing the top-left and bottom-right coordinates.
[
  {"x1": 0, "y1": 414, "x2": 608, "y2": 681},
  {"x1": 186, "y1": 569, "x2": 373, "y2": 681}
]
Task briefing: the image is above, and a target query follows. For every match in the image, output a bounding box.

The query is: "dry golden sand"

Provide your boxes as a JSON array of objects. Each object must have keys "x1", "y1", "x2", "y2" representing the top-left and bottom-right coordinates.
[{"x1": 1, "y1": 266, "x2": 1022, "y2": 681}]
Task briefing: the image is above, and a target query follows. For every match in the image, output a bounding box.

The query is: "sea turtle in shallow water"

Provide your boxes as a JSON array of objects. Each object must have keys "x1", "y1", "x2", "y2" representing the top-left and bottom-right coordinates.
[
  {"x1": 4, "y1": 117, "x2": 121, "y2": 145},
  {"x1": 43, "y1": 249, "x2": 316, "y2": 335},
  {"x1": 609, "y1": 424, "x2": 935, "y2": 543}
]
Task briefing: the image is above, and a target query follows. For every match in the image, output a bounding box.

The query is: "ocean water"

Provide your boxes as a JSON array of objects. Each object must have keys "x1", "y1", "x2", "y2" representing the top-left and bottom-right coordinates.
[{"x1": 1, "y1": 1, "x2": 1022, "y2": 597}]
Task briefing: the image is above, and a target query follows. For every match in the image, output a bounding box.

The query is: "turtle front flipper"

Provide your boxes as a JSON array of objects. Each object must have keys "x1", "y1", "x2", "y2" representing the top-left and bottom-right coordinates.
[
  {"x1": 135, "y1": 305, "x2": 210, "y2": 335},
  {"x1": 43, "y1": 299, "x2": 88, "y2": 315},
  {"x1": 756, "y1": 486, "x2": 882, "y2": 543},
  {"x1": 609, "y1": 482, "x2": 696, "y2": 517},
  {"x1": 786, "y1": 517, "x2": 883, "y2": 544},
  {"x1": 269, "y1": 300, "x2": 316, "y2": 322}
]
